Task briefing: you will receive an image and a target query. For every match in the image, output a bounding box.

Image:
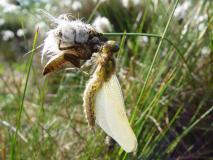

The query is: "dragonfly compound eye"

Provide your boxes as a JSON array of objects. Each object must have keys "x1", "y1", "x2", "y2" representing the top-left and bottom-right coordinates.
[{"x1": 106, "y1": 41, "x2": 120, "y2": 52}]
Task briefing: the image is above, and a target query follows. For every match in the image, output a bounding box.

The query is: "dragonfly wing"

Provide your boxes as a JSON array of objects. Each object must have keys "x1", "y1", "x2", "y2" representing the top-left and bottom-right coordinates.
[{"x1": 95, "y1": 74, "x2": 137, "y2": 152}]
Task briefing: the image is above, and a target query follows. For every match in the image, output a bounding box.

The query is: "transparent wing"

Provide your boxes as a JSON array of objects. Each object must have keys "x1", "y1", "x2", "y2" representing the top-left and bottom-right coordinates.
[{"x1": 95, "y1": 74, "x2": 137, "y2": 152}]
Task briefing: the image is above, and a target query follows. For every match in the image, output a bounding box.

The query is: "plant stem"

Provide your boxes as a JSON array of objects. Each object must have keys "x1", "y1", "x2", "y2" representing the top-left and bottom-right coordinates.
[
  {"x1": 121, "y1": 0, "x2": 180, "y2": 158},
  {"x1": 11, "y1": 28, "x2": 39, "y2": 160},
  {"x1": 135, "y1": 0, "x2": 180, "y2": 109},
  {"x1": 103, "y1": 32, "x2": 196, "y2": 81},
  {"x1": 88, "y1": 0, "x2": 102, "y2": 22}
]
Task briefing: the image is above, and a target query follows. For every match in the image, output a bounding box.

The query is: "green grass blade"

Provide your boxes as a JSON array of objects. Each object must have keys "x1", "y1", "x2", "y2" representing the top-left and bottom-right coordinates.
[
  {"x1": 166, "y1": 105, "x2": 213, "y2": 154},
  {"x1": 10, "y1": 28, "x2": 39, "y2": 160},
  {"x1": 135, "y1": 0, "x2": 180, "y2": 113}
]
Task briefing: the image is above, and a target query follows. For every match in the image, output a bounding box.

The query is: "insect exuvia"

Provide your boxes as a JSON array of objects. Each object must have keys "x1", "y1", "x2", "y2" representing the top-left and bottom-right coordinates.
[
  {"x1": 42, "y1": 43, "x2": 97, "y2": 75},
  {"x1": 41, "y1": 10, "x2": 103, "y2": 75},
  {"x1": 83, "y1": 41, "x2": 137, "y2": 152}
]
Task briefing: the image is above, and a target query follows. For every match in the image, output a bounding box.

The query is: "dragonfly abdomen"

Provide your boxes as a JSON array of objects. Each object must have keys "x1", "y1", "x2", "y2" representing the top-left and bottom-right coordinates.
[{"x1": 83, "y1": 67, "x2": 104, "y2": 130}]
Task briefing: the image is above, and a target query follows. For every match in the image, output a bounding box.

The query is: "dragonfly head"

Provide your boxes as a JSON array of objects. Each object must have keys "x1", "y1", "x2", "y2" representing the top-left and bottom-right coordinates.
[{"x1": 104, "y1": 41, "x2": 120, "y2": 53}]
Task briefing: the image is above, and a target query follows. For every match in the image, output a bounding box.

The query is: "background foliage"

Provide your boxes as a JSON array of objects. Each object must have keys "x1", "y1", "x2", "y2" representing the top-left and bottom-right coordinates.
[{"x1": 0, "y1": 0, "x2": 212, "y2": 159}]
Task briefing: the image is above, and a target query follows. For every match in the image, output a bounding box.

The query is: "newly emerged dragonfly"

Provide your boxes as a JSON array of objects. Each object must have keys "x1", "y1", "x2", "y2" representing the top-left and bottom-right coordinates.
[
  {"x1": 83, "y1": 41, "x2": 137, "y2": 152},
  {"x1": 41, "y1": 10, "x2": 103, "y2": 75}
]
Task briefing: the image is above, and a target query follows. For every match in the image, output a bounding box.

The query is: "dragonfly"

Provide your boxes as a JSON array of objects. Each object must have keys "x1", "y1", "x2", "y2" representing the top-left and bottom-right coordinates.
[{"x1": 83, "y1": 40, "x2": 137, "y2": 152}]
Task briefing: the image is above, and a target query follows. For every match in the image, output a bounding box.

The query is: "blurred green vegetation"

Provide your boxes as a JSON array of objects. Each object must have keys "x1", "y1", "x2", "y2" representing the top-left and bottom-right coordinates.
[{"x1": 0, "y1": 0, "x2": 213, "y2": 159}]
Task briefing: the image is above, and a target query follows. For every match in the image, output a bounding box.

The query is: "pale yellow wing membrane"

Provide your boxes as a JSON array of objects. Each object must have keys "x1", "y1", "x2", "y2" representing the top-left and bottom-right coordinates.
[{"x1": 95, "y1": 74, "x2": 137, "y2": 152}]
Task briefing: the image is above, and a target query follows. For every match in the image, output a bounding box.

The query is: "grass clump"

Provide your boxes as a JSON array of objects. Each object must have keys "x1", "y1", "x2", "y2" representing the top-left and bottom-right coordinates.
[{"x1": 0, "y1": 0, "x2": 212, "y2": 159}]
